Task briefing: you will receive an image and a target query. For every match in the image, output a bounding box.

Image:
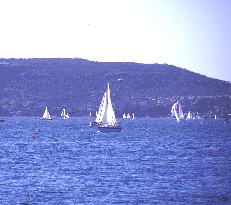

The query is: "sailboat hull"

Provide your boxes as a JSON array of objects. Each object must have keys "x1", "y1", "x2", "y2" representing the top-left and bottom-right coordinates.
[
  {"x1": 89, "y1": 122, "x2": 100, "y2": 127},
  {"x1": 41, "y1": 117, "x2": 52, "y2": 120},
  {"x1": 98, "y1": 125, "x2": 122, "y2": 132}
]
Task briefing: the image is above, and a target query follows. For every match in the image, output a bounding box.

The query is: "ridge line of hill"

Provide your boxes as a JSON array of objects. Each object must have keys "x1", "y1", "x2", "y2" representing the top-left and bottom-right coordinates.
[{"x1": 0, "y1": 58, "x2": 231, "y2": 117}]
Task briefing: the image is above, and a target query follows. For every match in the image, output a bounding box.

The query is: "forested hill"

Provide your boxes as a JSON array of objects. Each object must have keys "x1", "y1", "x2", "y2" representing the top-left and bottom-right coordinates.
[{"x1": 0, "y1": 58, "x2": 231, "y2": 117}]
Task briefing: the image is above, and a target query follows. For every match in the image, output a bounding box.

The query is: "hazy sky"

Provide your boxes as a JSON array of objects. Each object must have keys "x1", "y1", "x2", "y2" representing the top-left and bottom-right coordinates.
[{"x1": 0, "y1": 0, "x2": 231, "y2": 81}]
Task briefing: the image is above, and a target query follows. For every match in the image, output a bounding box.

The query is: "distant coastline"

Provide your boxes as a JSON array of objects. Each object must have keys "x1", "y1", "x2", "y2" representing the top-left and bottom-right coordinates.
[{"x1": 0, "y1": 58, "x2": 231, "y2": 117}]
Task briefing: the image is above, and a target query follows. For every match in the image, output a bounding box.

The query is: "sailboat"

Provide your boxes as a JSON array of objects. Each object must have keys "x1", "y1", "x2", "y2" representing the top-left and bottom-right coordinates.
[
  {"x1": 126, "y1": 113, "x2": 131, "y2": 118},
  {"x1": 171, "y1": 101, "x2": 184, "y2": 122},
  {"x1": 97, "y1": 83, "x2": 122, "y2": 132},
  {"x1": 122, "y1": 113, "x2": 127, "y2": 118},
  {"x1": 186, "y1": 111, "x2": 192, "y2": 120},
  {"x1": 195, "y1": 112, "x2": 202, "y2": 119},
  {"x1": 132, "y1": 113, "x2": 135, "y2": 120},
  {"x1": 42, "y1": 107, "x2": 52, "y2": 120},
  {"x1": 61, "y1": 109, "x2": 70, "y2": 119}
]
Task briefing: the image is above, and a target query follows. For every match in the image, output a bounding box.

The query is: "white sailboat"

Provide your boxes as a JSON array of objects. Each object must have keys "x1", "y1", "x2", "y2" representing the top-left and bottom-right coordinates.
[
  {"x1": 132, "y1": 113, "x2": 135, "y2": 120},
  {"x1": 186, "y1": 111, "x2": 192, "y2": 120},
  {"x1": 43, "y1": 107, "x2": 52, "y2": 120},
  {"x1": 122, "y1": 113, "x2": 127, "y2": 118},
  {"x1": 97, "y1": 83, "x2": 122, "y2": 132},
  {"x1": 171, "y1": 101, "x2": 184, "y2": 122},
  {"x1": 126, "y1": 113, "x2": 131, "y2": 118},
  {"x1": 61, "y1": 109, "x2": 70, "y2": 119},
  {"x1": 61, "y1": 109, "x2": 64, "y2": 117}
]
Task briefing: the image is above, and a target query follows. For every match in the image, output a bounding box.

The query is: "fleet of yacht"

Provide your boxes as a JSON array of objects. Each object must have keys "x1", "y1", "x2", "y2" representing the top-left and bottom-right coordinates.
[{"x1": 1, "y1": 83, "x2": 229, "y2": 126}]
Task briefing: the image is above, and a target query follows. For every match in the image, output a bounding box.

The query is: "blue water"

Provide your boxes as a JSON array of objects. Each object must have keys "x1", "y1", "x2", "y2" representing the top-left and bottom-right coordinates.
[{"x1": 0, "y1": 117, "x2": 231, "y2": 204}]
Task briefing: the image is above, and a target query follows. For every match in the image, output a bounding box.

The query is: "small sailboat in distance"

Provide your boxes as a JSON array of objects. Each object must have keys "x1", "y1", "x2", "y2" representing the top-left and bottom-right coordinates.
[
  {"x1": 186, "y1": 111, "x2": 192, "y2": 120},
  {"x1": 97, "y1": 83, "x2": 122, "y2": 132},
  {"x1": 61, "y1": 109, "x2": 70, "y2": 119},
  {"x1": 171, "y1": 101, "x2": 184, "y2": 122},
  {"x1": 195, "y1": 112, "x2": 202, "y2": 119},
  {"x1": 43, "y1": 107, "x2": 52, "y2": 120}
]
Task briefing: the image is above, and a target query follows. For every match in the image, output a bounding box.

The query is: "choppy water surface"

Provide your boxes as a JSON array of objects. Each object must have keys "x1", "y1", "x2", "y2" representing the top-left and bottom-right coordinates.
[{"x1": 0, "y1": 117, "x2": 231, "y2": 204}]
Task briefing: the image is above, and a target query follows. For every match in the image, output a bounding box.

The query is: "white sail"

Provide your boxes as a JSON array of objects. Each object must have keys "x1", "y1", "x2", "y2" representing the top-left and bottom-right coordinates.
[
  {"x1": 171, "y1": 102, "x2": 179, "y2": 122},
  {"x1": 126, "y1": 113, "x2": 130, "y2": 118},
  {"x1": 61, "y1": 109, "x2": 66, "y2": 117},
  {"x1": 186, "y1": 111, "x2": 192, "y2": 120},
  {"x1": 171, "y1": 103, "x2": 176, "y2": 116},
  {"x1": 65, "y1": 112, "x2": 70, "y2": 119},
  {"x1": 100, "y1": 83, "x2": 117, "y2": 126},
  {"x1": 43, "y1": 107, "x2": 51, "y2": 120},
  {"x1": 132, "y1": 113, "x2": 135, "y2": 120},
  {"x1": 123, "y1": 113, "x2": 126, "y2": 118},
  {"x1": 96, "y1": 83, "x2": 122, "y2": 132},
  {"x1": 178, "y1": 104, "x2": 184, "y2": 120},
  {"x1": 95, "y1": 92, "x2": 107, "y2": 124},
  {"x1": 171, "y1": 102, "x2": 184, "y2": 122},
  {"x1": 61, "y1": 108, "x2": 70, "y2": 119}
]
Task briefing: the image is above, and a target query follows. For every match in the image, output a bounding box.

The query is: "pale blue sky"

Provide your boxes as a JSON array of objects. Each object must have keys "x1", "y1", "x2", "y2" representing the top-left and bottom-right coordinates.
[{"x1": 0, "y1": 0, "x2": 231, "y2": 81}]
